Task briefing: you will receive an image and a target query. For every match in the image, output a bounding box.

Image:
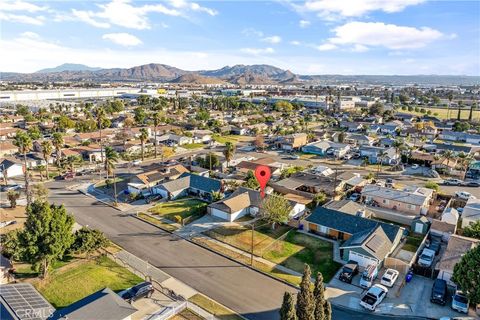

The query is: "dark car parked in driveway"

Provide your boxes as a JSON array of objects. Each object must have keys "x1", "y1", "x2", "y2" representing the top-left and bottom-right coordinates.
[
  {"x1": 431, "y1": 279, "x2": 447, "y2": 305},
  {"x1": 339, "y1": 261, "x2": 359, "y2": 284},
  {"x1": 120, "y1": 282, "x2": 154, "y2": 303}
]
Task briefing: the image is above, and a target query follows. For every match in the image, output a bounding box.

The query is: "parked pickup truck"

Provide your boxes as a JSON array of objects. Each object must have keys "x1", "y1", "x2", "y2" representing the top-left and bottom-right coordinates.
[
  {"x1": 339, "y1": 260, "x2": 359, "y2": 284},
  {"x1": 360, "y1": 284, "x2": 388, "y2": 311}
]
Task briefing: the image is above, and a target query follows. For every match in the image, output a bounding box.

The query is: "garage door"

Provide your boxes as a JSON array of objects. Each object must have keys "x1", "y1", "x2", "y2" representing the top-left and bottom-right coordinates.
[{"x1": 349, "y1": 251, "x2": 378, "y2": 269}]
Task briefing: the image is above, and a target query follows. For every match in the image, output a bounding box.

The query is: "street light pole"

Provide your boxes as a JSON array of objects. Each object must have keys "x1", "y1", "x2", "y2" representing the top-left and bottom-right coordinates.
[{"x1": 250, "y1": 223, "x2": 254, "y2": 266}]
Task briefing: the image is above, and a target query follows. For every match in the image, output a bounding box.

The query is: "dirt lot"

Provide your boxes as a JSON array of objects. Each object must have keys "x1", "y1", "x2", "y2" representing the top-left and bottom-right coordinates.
[{"x1": 0, "y1": 206, "x2": 27, "y2": 234}]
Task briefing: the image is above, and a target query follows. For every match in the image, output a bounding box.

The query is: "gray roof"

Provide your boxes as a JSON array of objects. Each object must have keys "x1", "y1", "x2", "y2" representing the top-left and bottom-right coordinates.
[
  {"x1": 325, "y1": 200, "x2": 372, "y2": 217},
  {"x1": 361, "y1": 185, "x2": 428, "y2": 206},
  {"x1": 160, "y1": 173, "x2": 222, "y2": 194},
  {"x1": 52, "y1": 287, "x2": 137, "y2": 320},
  {"x1": 341, "y1": 225, "x2": 393, "y2": 261},
  {"x1": 0, "y1": 283, "x2": 55, "y2": 320}
]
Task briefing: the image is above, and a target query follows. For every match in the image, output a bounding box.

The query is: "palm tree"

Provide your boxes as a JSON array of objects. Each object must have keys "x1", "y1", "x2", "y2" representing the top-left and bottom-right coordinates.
[
  {"x1": 447, "y1": 92, "x2": 453, "y2": 119},
  {"x1": 13, "y1": 130, "x2": 33, "y2": 205},
  {"x1": 458, "y1": 152, "x2": 473, "y2": 180},
  {"x1": 62, "y1": 155, "x2": 81, "y2": 173},
  {"x1": 41, "y1": 140, "x2": 53, "y2": 180},
  {"x1": 95, "y1": 107, "x2": 107, "y2": 163},
  {"x1": 392, "y1": 139, "x2": 405, "y2": 163},
  {"x1": 152, "y1": 112, "x2": 164, "y2": 159},
  {"x1": 441, "y1": 150, "x2": 455, "y2": 175},
  {"x1": 52, "y1": 132, "x2": 64, "y2": 166},
  {"x1": 223, "y1": 142, "x2": 235, "y2": 169},
  {"x1": 139, "y1": 128, "x2": 149, "y2": 161},
  {"x1": 104, "y1": 146, "x2": 120, "y2": 204},
  {"x1": 377, "y1": 151, "x2": 388, "y2": 177}
]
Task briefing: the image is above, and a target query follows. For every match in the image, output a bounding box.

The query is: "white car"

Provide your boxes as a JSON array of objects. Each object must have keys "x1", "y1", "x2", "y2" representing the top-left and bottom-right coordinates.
[
  {"x1": 380, "y1": 269, "x2": 399, "y2": 288},
  {"x1": 132, "y1": 160, "x2": 142, "y2": 166},
  {"x1": 418, "y1": 248, "x2": 435, "y2": 267},
  {"x1": 360, "y1": 284, "x2": 388, "y2": 311},
  {"x1": 455, "y1": 191, "x2": 475, "y2": 200},
  {"x1": 451, "y1": 290, "x2": 469, "y2": 314},
  {"x1": 411, "y1": 164, "x2": 419, "y2": 169}
]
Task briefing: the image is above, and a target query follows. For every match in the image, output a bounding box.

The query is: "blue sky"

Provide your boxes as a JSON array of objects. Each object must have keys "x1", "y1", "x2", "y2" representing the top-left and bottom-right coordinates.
[{"x1": 1, "y1": 0, "x2": 479, "y2": 75}]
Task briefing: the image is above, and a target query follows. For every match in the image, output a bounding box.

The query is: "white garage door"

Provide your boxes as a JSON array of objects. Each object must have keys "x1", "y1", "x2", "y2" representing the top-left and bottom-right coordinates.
[
  {"x1": 210, "y1": 208, "x2": 230, "y2": 221},
  {"x1": 349, "y1": 251, "x2": 378, "y2": 269}
]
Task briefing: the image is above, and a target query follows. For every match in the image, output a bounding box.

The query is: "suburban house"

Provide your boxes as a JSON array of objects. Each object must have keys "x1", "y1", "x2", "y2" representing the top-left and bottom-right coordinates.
[
  {"x1": 461, "y1": 197, "x2": 480, "y2": 228},
  {"x1": 127, "y1": 163, "x2": 189, "y2": 196},
  {"x1": 52, "y1": 287, "x2": 137, "y2": 320},
  {"x1": 155, "y1": 172, "x2": 222, "y2": 201},
  {"x1": 324, "y1": 199, "x2": 373, "y2": 218},
  {"x1": 0, "y1": 158, "x2": 23, "y2": 179},
  {"x1": 359, "y1": 146, "x2": 399, "y2": 164},
  {"x1": 0, "y1": 255, "x2": 12, "y2": 284},
  {"x1": 361, "y1": 185, "x2": 433, "y2": 216},
  {"x1": 441, "y1": 208, "x2": 459, "y2": 226},
  {"x1": 301, "y1": 207, "x2": 403, "y2": 269},
  {"x1": 230, "y1": 126, "x2": 248, "y2": 135},
  {"x1": 302, "y1": 140, "x2": 350, "y2": 157},
  {"x1": 273, "y1": 172, "x2": 344, "y2": 197},
  {"x1": 436, "y1": 235, "x2": 479, "y2": 286},
  {"x1": 339, "y1": 121, "x2": 363, "y2": 132},
  {"x1": 430, "y1": 219, "x2": 456, "y2": 242},
  {"x1": 189, "y1": 129, "x2": 213, "y2": 143},
  {"x1": 277, "y1": 133, "x2": 308, "y2": 151},
  {"x1": 337, "y1": 171, "x2": 369, "y2": 190},
  {"x1": 344, "y1": 134, "x2": 375, "y2": 146},
  {"x1": 157, "y1": 134, "x2": 192, "y2": 146},
  {"x1": 208, "y1": 187, "x2": 306, "y2": 222},
  {"x1": 235, "y1": 160, "x2": 282, "y2": 177},
  {"x1": 0, "y1": 283, "x2": 55, "y2": 320}
]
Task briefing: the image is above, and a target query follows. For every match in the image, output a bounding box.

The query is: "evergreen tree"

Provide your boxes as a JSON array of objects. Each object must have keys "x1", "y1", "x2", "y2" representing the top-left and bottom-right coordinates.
[
  {"x1": 280, "y1": 292, "x2": 297, "y2": 320},
  {"x1": 18, "y1": 201, "x2": 74, "y2": 277},
  {"x1": 452, "y1": 246, "x2": 480, "y2": 304},
  {"x1": 296, "y1": 264, "x2": 314, "y2": 320},
  {"x1": 313, "y1": 272, "x2": 325, "y2": 320},
  {"x1": 324, "y1": 300, "x2": 332, "y2": 320}
]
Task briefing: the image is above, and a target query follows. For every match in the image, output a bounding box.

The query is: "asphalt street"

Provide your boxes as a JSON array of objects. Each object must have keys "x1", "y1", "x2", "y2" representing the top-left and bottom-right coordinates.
[{"x1": 48, "y1": 180, "x2": 297, "y2": 320}]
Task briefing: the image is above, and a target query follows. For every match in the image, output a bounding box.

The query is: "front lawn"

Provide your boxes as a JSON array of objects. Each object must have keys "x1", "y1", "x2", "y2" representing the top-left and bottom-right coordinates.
[
  {"x1": 148, "y1": 198, "x2": 208, "y2": 224},
  {"x1": 32, "y1": 256, "x2": 143, "y2": 308},
  {"x1": 182, "y1": 143, "x2": 205, "y2": 150}
]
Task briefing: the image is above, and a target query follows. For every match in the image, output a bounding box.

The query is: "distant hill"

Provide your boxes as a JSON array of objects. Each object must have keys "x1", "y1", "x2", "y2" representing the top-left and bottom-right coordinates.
[
  {"x1": 3, "y1": 63, "x2": 479, "y2": 86},
  {"x1": 36, "y1": 63, "x2": 102, "y2": 73}
]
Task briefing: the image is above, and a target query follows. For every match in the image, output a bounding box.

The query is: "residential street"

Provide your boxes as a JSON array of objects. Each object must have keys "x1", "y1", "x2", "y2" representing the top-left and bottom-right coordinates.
[{"x1": 47, "y1": 180, "x2": 298, "y2": 320}]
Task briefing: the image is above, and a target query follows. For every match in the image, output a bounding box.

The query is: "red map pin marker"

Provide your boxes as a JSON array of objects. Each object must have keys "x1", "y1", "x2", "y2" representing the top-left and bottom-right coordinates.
[{"x1": 255, "y1": 165, "x2": 271, "y2": 198}]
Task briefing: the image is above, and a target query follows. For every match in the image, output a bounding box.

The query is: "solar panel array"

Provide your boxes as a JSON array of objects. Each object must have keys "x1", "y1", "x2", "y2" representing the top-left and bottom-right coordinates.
[
  {"x1": 365, "y1": 234, "x2": 385, "y2": 253},
  {"x1": 0, "y1": 283, "x2": 54, "y2": 320}
]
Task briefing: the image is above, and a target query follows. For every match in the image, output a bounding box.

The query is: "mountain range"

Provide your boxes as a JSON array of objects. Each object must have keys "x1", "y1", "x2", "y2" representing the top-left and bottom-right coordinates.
[{"x1": 2, "y1": 63, "x2": 479, "y2": 86}]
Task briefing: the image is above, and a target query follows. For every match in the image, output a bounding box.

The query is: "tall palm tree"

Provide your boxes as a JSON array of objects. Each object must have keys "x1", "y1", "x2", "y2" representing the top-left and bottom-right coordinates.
[
  {"x1": 447, "y1": 92, "x2": 453, "y2": 119},
  {"x1": 13, "y1": 130, "x2": 33, "y2": 205},
  {"x1": 95, "y1": 107, "x2": 107, "y2": 163},
  {"x1": 152, "y1": 111, "x2": 164, "y2": 159},
  {"x1": 139, "y1": 128, "x2": 149, "y2": 161},
  {"x1": 104, "y1": 146, "x2": 120, "y2": 204},
  {"x1": 392, "y1": 139, "x2": 405, "y2": 162},
  {"x1": 377, "y1": 151, "x2": 388, "y2": 178},
  {"x1": 223, "y1": 142, "x2": 235, "y2": 169},
  {"x1": 52, "y1": 132, "x2": 64, "y2": 166},
  {"x1": 41, "y1": 140, "x2": 53, "y2": 180},
  {"x1": 62, "y1": 155, "x2": 81, "y2": 173},
  {"x1": 458, "y1": 152, "x2": 473, "y2": 180},
  {"x1": 442, "y1": 150, "x2": 455, "y2": 175}
]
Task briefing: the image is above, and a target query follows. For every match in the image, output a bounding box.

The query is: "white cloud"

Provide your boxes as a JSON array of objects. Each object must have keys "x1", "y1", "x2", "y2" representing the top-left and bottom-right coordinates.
[
  {"x1": 328, "y1": 21, "x2": 444, "y2": 50},
  {"x1": 0, "y1": 12, "x2": 45, "y2": 25},
  {"x1": 20, "y1": 31, "x2": 41, "y2": 40},
  {"x1": 262, "y1": 35, "x2": 282, "y2": 44},
  {"x1": 1, "y1": 0, "x2": 47, "y2": 12},
  {"x1": 70, "y1": 0, "x2": 216, "y2": 30},
  {"x1": 240, "y1": 47, "x2": 275, "y2": 55},
  {"x1": 299, "y1": 0, "x2": 425, "y2": 19},
  {"x1": 299, "y1": 20, "x2": 310, "y2": 28},
  {"x1": 316, "y1": 43, "x2": 337, "y2": 51},
  {"x1": 290, "y1": 40, "x2": 301, "y2": 46},
  {"x1": 102, "y1": 33, "x2": 143, "y2": 46}
]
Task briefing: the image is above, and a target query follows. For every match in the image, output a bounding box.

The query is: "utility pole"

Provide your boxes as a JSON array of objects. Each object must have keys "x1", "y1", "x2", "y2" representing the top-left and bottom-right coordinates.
[{"x1": 250, "y1": 223, "x2": 254, "y2": 266}]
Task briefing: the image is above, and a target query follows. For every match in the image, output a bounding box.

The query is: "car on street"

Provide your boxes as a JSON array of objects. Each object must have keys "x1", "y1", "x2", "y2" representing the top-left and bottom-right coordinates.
[
  {"x1": 132, "y1": 160, "x2": 142, "y2": 166},
  {"x1": 348, "y1": 193, "x2": 361, "y2": 202},
  {"x1": 418, "y1": 248, "x2": 436, "y2": 267},
  {"x1": 119, "y1": 281, "x2": 154, "y2": 303},
  {"x1": 288, "y1": 154, "x2": 300, "y2": 160},
  {"x1": 431, "y1": 279, "x2": 447, "y2": 305},
  {"x1": 62, "y1": 172, "x2": 75, "y2": 180},
  {"x1": 360, "y1": 284, "x2": 388, "y2": 311},
  {"x1": 339, "y1": 261, "x2": 359, "y2": 283},
  {"x1": 411, "y1": 164, "x2": 419, "y2": 169},
  {"x1": 443, "y1": 178, "x2": 463, "y2": 186},
  {"x1": 455, "y1": 191, "x2": 475, "y2": 200},
  {"x1": 463, "y1": 181, "x2": 480, "y2": 187},
  {"x1": 0, "y1": 184, "x2": 21, "y2": 192},
  {"x1": 451, "y1": 290, "x2": 469, "y2": 313},
  {"x1": 380, "y1": 269, "x2": 399, "y2": 288}
]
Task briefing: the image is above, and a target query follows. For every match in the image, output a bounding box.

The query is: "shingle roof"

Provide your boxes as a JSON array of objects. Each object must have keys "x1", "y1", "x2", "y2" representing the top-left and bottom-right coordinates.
[
  {"x1": 341, "y1": 226, "x2": 393, "y2": 261},
  {"x1": 305, "y1": 207, "x2": 402, "y2": 243},
  {"x1": 52, "y1": 287, "x2": 137, "y2": 320},
  {"x1": 361, "y1": 185, "x2": 428, "y2": 206},
  {"x1": 160, "y1": 173, "x2": 222, "y2": 194},
  {"x1": 436, "y1": 235, "x2": 479, "y2": 272}
]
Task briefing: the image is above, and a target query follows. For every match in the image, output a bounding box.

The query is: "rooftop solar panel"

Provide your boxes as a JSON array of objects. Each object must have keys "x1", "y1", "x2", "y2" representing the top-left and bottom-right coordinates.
[
  {"x1": 0, "y1": 283, "x2": 54, "y2": 320},
  {"x1": 365, "y1": 234, "x2": 385, "y2": 252}
]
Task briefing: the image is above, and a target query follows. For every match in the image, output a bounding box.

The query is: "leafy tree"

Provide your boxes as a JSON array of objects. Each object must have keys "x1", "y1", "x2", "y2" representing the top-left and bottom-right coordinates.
[
  {"x1": 61, "y1": 155, "x2": 81, "y2": 173},
  {"x1": 280, "y1": 292, "x2": 297, "y2": 320},
  {"x1": 244, "y1": 170, "x2": 260, "y2": 190},
  {"x1": 211, "y1": 191, "x2": 224, "y2": 202},
  {"x1": 255, "y1": 135, "x2": 266, "y2": 151},
  {"x1": 296, "y1": 264, "x2": 314, "y2": 320},
  {"x1": 18, "y1": 201, "x2": 75, "y2": 277},
  {"x1": 32, "y1": 184, "x2": 49, "y2": 201},
  {"x1": 424, "y1": 181, "x2": 439, "y2": 192},
  {"x1": 56, "y1": 115, "x2": 75, "y2": 131},
  {"x1": 139, "y1": 128, "x2": 149, "y2": 161},
  {"x1": 275, "y1": 101, "x2": 294, "y2": 113},
  {"x1": 452, "y1": 246, "x2": 480, "y2": 304},
  {"x1": 368, "y1": 102, "x2": 384, "y2": 115},
  {"x1": 196, "y1": 109, "x2": 210, "y2": 122},
  {"x1": 314, "y1": 272, "x2": 331, "y2": 320},
  {"x1": 196, "y1": 153, "x2": 219, "y2": 170},
  {"x1": 312, "y1": 192, "x2": 327, "y2": 207},
  {"x1": 262, "y1": 193, "x2": 292, "y2": 228},
  {"x1": 280, "y1": 166, "x2": 304, "y2": 179},
  {"x1": 16, "y1": 104, "x2": 30, "y2": 116},
  {"x1": 134, "y1": 106, "x2": 147, "y2": 124},
  {"x1": 41, "y1": 140, "x2": 53, "y2": 179},
  {"x1": 223, "y1": 142, "x2": 235, "y2": 168},
  {"x1": 463, "y1": 221, "x2": 480, "y2": 240},
  {"x1": 71, "y1": 227, "x2": 109, "y2": 258},
  {"x1": 27, "y1": 125, "x2": 41, "y2": 140},
  {"x1": 453, "y1": 121, "x2": 471, "y2": 132},
  {"x1": 7, "y1": 190, "x2": 20, "y2": 208},
  {"x1": 110, "y1": 100, "x2": 125, "y2": 113},
  {"x1": 1, "y1": 230, "x2": 22, "y2": 260},
  {"x1": 152, "y1": 111, "x2": 164, "y2": 159},
  {"x1": 14, "y1": 130, "x2": 33, "y2": 205}
]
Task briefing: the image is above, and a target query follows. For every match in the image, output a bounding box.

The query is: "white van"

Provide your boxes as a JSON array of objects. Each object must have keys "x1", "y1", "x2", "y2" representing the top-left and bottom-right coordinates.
[{"x1": 360, "y1": 264, "x2": 378, "y2": 289}]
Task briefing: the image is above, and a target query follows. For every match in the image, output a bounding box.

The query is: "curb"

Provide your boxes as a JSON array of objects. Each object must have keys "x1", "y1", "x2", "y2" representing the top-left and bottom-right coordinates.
[
  {"x1": 133, "y1": 214, "x2": 300, "y2": 290},
  {"x1": 78, "y1": 188, "x2": 123, "y2": 212},
  {"x1": 330, "y1": 302, "x2": 435, "y2": 320}
]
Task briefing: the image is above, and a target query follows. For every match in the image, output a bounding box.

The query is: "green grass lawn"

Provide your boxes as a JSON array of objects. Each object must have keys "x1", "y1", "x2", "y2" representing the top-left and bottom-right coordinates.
[
  {"x1": 148, "y1": 198, "x2": 208, "y2": 224},
  {"x1": 138, "y1": 213, "x2": 179, "y2": 231},
  {"x1": 263, "y1": 231, "x2": 341, "y2": 282},
  {"x1": 33, "y1": 256, "x2": 143, "y2": 308},
  {"x1": 400, "y1": 107, "x2": 480, "y2": 120},
  {"x1": 212, "y1": 134, "x2": 255, "y2": 145},
  {"x1": 182, "y1": 143, "x2": 205, "y2": 150},
  {"x1": 403, "y1": 235, "x2": 424, "y2": 252}
]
